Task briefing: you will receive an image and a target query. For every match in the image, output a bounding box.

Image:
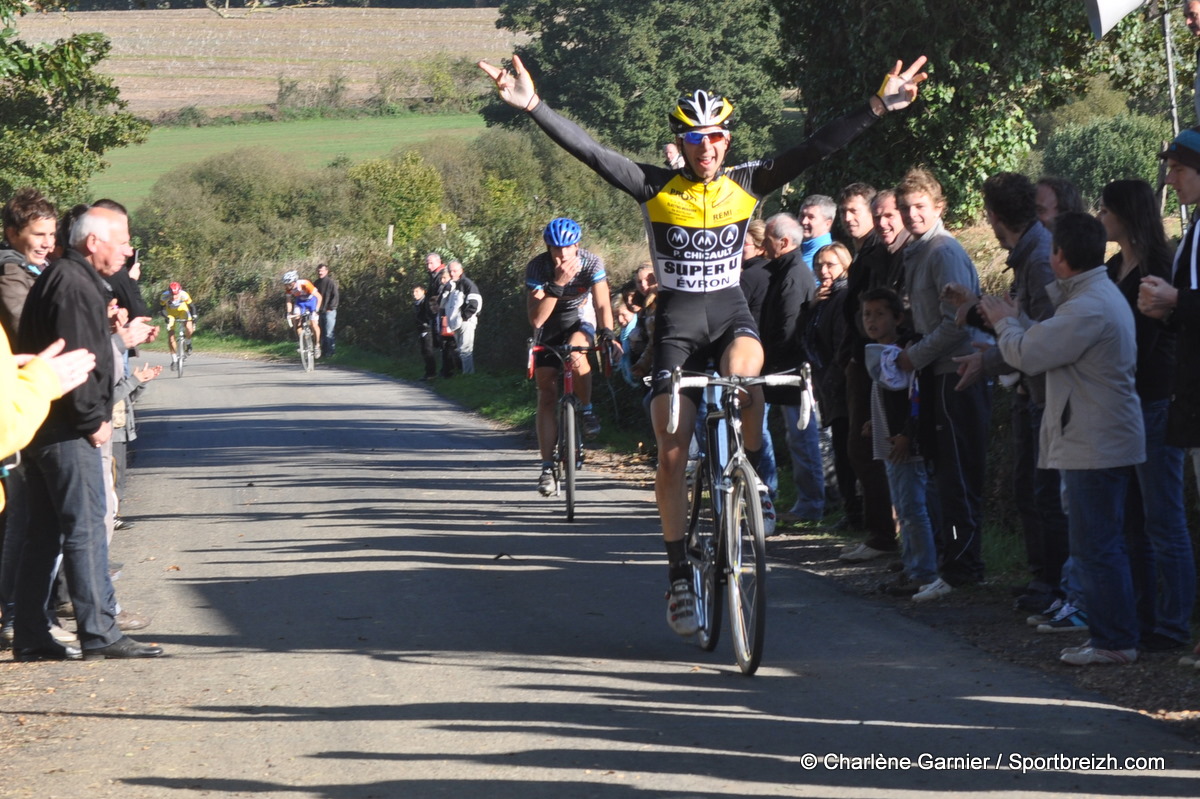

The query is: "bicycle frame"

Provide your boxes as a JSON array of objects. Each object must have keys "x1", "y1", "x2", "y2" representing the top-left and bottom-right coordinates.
[
  {"x1": 670, "y1": 367, "x2": 804, "y2": 674},
  {"x1": 529, "y1": 340, "x2": 601, "y2": 521}
]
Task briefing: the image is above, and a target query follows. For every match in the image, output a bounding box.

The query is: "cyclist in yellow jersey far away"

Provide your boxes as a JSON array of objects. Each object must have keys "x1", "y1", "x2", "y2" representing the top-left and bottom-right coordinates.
[
  {"x1": 282, "y1": 270, "x2": 323, "y2": 358},
  {"x1": 159, "y1": 281, "x2": 195, "y2": 371},
  {"x1": 480, "y1": 53, "x2": 928, "y2": 637},
  {"x1": 526, "y1": 217, "x2": 623, "y2": 496}
]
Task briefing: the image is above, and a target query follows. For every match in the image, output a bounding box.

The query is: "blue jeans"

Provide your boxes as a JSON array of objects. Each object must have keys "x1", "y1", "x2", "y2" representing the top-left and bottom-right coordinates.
[
  {"x1": 13, "y1": 435, "x2": 121, "y2": 651},
  {"x1": 782, "y1": 403, "x2": 823, "y2": 519},
  {"x1": 1062, "y1": 468, "x2": 1138, "y2": 651},
  {"x1": 885, "y1": 458, "x2": 938, "y2": 583},
  {"x1": 319, "y1": 309, "x2": 336, "y2": 355},
  {"x1": 757, "y1": 403, "x2": 778, "y2": 499},
  {"x1": 1125, "y1": 398, "x2": 1195, "y2": 644}
]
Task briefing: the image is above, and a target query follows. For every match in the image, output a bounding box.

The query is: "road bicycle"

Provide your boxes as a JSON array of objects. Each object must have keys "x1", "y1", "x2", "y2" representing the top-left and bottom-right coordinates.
[
  {"x1": 666, "y1": 367, "x2": 805, "y2": 675},
  {"x1": 528, "y1": 339, "x2": 612, "y2": 522},
  {"x1": 292, "y1": 311, "x2": 317, "y2": 373},
  {"x1": 170, "y1": 317, "x2": 193, "y2": 378}
]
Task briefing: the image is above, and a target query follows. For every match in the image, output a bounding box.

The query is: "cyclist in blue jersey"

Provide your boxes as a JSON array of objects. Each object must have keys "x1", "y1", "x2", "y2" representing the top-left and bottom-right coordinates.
[
  {"x1": 527, "y1": 218, "x2": 622, "y2": 495},
  {"x1": 481, "y1": 54, "x2": 928, "y2": 636}
]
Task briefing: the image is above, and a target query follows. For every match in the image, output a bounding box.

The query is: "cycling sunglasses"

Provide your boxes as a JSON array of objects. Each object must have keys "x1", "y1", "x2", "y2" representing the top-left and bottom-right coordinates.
[{"x1": 680, "y1": 130, "x2": 728, "y2": 145}]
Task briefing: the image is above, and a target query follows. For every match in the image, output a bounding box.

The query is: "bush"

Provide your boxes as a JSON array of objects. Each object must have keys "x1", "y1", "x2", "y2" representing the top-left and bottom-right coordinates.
[{"x1": 1041, "y1": 113, "x2": 1170, "y2": 208}]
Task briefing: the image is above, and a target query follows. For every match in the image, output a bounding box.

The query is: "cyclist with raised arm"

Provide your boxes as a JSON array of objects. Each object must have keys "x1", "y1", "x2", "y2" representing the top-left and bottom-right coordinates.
[
  {"x1": 480, "y1": 53, "x2": 928, "y2": 636},
  {"x1": 282, "y1": 270, "x2": 323, "y2": 359},
  {"x1": 527, "y1": 218, "x2": 621, "y2": 496},
  {"x1": 159, "y1": 281, "x2": 195, "y2": 371}
]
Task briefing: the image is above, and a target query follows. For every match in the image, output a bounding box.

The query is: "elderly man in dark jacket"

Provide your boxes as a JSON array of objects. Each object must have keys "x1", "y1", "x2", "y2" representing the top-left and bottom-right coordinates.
[
  {"x1": 760, "y1": 212, "x2": 823, "y2": 526},
  {"x1": 15, "y1": 204, "x2": 163, "y2": 662}
]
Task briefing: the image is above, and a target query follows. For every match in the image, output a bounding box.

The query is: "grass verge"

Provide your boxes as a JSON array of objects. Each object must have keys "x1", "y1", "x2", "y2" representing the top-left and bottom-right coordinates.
[{"x1": 91, "y1": 113, "x2": 485, "y2": 210}]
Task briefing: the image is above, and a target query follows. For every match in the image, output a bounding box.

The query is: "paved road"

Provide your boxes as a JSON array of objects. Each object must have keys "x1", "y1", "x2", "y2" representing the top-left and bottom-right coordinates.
[{"x1": 3, "y1": 353, "x2": 1199, "y2": 798}]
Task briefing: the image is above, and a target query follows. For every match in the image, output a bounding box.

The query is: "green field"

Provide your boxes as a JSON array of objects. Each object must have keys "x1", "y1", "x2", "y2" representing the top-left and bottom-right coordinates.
[{"x1": 90, "y1": 113, "x2": 486, "y2": 210}]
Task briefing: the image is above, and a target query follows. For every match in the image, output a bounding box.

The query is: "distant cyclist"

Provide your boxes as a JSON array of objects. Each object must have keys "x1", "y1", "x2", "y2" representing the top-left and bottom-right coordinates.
[
  {"x1": 282, "y1": 270, "x2": 323, "y2": 358},
  {"x1": 482, "y1": 52, "x2": 928, "y2": 636},
  {"x1": 526, "y1": 217, "x2": 621, "y2": 496},
  {"x1": 159, "y1": 281, "x2": 195, "y2": 371}
]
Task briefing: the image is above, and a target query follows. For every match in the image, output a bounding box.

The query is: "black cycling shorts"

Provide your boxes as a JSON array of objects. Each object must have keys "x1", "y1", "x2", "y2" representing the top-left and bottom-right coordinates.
[
  {"x1": 533, "y1": 319, "x2": 596, "y2": 371},
  {"x1": 649, "y1": 286, "x2": 760, "y2": 402}
]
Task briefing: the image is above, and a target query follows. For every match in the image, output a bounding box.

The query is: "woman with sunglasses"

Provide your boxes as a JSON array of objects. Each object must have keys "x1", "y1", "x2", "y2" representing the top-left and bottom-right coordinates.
[{"x1": 479, "y1": 53, "x2": 928, "y2": 638}]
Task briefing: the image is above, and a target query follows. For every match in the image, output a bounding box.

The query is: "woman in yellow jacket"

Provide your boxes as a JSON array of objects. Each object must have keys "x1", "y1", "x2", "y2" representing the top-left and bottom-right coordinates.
[{"x1": 1, "y1": 328, "x2": 95, "y2": 511}]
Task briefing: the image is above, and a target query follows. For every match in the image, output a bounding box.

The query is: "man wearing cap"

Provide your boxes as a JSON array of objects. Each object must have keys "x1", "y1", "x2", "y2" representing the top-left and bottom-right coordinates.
[
  {"x1": 479, "y1": 53, "x2": 928, "y2": 636},
  {"x1": 1140, "y1": 127, "x2": 1200, "y2": 503},
  {"x1": 160, "y1": 281, "x2": 194, "y2": 371}
]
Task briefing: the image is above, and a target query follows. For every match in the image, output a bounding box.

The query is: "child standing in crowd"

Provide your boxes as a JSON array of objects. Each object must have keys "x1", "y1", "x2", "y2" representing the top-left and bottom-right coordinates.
[{"x1": 861, "y1": 288, "x2": 938, "y2": 598}]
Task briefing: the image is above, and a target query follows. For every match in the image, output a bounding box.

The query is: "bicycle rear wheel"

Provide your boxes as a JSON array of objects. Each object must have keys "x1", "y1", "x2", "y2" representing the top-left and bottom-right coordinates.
[
  {"x1": 299, "y1": 328, "x2": 315, "y2": 372},
  {"x1": 562, "y1": 401, "x2": 578, "y2": 522},
  {"x1": 725, "y1": 459, "x2": 767, "y2": 675},
  {"x1": 686, "y1": 455, "x2": 722, "y2": 652}
]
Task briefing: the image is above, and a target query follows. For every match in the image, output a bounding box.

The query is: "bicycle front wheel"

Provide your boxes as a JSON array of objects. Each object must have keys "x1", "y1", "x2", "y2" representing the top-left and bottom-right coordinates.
[
  {"x1": 299, "y1": 328, "x2": 315, "y2": 372},
  {"x1": 686, "y1": 457, "x2": 721, "y2": 652},
  {"x1": 725, "y1": 459, "x2": 767, "y2": 675},
  {"x1": 562, "y1": 401, "x2": 578, "y2": 522}
]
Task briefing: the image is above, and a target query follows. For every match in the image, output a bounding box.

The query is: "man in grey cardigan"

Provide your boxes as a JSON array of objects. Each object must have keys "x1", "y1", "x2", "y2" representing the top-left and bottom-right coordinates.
[{"x1": 980, "y1": 212, "x2": 1144, "y2": 667}]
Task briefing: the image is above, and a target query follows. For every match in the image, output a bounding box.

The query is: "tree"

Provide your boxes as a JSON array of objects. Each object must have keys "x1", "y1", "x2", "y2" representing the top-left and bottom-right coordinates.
[
  {"x1": 772, "y1": 0, "x2": 1107, "y2": 220},
  {"x1": 348, "y1": 152, "x2": 444, "y2": 245},
  {"x1": 488, "y1": 0, "x2": 786, "y2": 161},
  {"x1": 0, "y1": 0, "x2": 148, "y2": 203}
]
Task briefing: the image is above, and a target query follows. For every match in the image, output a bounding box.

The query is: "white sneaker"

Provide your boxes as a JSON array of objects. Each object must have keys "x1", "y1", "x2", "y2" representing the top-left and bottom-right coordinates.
[
  {"x1": 839, "y1": 543, "x2": 888, "y2": 563},
  {"x1": 49, "y1": 624, "x2": 78, "y2": 644},
  {"x1": 1060, "y1": 645, "x2": 1137, "y2": 666},
  {"x1": 666, "y1": 579, "x2": 699, "y2": 636},
  {"x1": 760, "y1": 495, "x2": 777, "y2": 537},
  {"x1": 912, "y1": 577, "x2": 953, "y2": 602}
]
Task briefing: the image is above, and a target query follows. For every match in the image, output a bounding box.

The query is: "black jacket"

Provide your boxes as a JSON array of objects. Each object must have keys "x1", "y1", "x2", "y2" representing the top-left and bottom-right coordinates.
[
  {"x1": 838, "y1": 229, "x2": 904, "y2": 368},
  {"x1": 108, "y1": 266, "x2": 149, "y2": 319},
  {"x1": 760, "y1": 247, "x2": 816, "y2": 405},
  {"x1": 1167, "y1": 217, "x2": 1200, "y2": 446},
  {"x1": 739, "y1": 254, "x2": 770, "y2": 328},
  {"x1": 804, "y1": 275, "x2": 849, "y2": 420},
  {"x1": 314, "y1": 274, "x2": 339, "y2": 312},
  {"x1": 18, "y1": 249, "x2": 115, "y2": 441}
]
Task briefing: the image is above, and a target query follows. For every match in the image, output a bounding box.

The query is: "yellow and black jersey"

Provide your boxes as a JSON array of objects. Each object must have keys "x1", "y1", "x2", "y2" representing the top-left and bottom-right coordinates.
[{"x1": 529, "y1": 101, "x2": 880, "y2": 294}]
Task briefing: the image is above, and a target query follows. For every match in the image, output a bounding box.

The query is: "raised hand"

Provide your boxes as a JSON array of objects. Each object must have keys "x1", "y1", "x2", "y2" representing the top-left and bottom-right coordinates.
[
  {"x1": 478, "y1": 53, "x2": 539, "y2": 111},
  {"x1": 876, "y1": 56, "x2": 929, "y2": 112}
]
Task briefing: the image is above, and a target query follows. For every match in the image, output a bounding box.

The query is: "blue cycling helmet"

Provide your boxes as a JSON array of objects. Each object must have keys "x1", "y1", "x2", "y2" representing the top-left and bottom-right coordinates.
[{"x1": 543, "y1": 217, "x2": 582, "y2": 248}]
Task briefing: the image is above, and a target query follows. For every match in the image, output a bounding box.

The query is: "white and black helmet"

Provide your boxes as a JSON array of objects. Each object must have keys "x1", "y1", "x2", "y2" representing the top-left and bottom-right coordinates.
[{"x1": 668, "y1": 90, "x2": 734, "y2": 134}]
